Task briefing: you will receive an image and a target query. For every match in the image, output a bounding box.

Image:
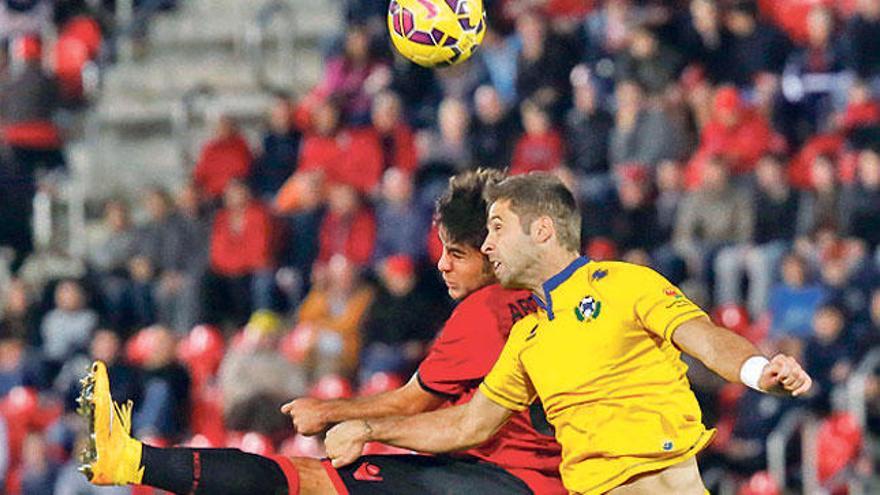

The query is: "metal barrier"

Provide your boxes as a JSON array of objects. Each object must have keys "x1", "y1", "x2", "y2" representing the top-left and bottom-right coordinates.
[
  {"x1": 245, "y1": 0, "x2": 296, "y2": 93},
  {"x1": 767, "y1": 408, "x2": 815, "y2": 491}
]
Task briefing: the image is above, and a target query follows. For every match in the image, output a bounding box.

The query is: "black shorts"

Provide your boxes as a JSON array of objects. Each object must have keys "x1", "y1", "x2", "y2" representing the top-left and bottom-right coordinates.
[{"x1": 323, "y1": 455, "x2": 534, "y2": 495}]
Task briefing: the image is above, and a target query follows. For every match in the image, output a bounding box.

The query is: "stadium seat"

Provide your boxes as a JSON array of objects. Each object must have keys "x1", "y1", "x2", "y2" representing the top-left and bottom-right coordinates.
[
  {"x1": 712, "y1": 304, "x2": 751, "y2": 336},
  {"x1": 279, "y1": 434, "x2": 325, "y2": 458},
  {"x1": 177, "y1": 324, "x2": 226, "y2": 388},
  {"x1": 738, "y1": 471, "x2": 780, "y2": 495},
  {"x1": 189, "y1": 384, "x2": 227, "y2": 447},
  {"x1": 238, "y1": 431, "x2": 276, "y2": 456},
  {"x1": 279, "y1": 324, "x2": 316, "y2": 364},
  {"x1": 358, "y1": 372, "x2": 404, "y2": 396},
  {"x1": 309, "y1": 374, "x2": 353, "y2": 400},
  {"x1": 53, "y1": 36, "x2": 91, "y2": 102},
  {"x1": 816, "y1": 412, "x2": 862, "y2": 484}
]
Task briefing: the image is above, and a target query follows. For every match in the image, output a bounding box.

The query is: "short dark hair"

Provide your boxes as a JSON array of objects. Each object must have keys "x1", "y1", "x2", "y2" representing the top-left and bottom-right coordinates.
[
  {"x1": 434, "y1": 168, "x2": 507, "y2": 250},
  {"x1": 484, "y1": 173, "x2": 581, "y2": 252}
]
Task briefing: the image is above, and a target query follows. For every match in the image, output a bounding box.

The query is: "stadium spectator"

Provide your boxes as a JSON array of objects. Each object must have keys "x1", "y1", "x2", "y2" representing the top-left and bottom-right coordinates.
[
  {"x1": 1, "y1": 278, "x2": 39, "y2": 346},
  {"x1": 131, "y1": 326, "x2": 190, "y2": 442},
  {"x1": 373, "y1": 168, "x2": 426, "y2": 263},
  {"x1": 473, "y1": 29, "x2": 521, "y2": 105},
  {"x1": 719, "y1": 388, "x2": 793, "y2": 474},
  {"x1": 18, "y1": 432, "x2": 60, "y2": 495},
  {"x1": 0, "y1": 414, "x2": 6, "y2": 490},
  {"x1": 616, "y1": 23, "x2": 684, "y2": 96},
  {"x1": 469, "y1": 84, "x2": 519, "y2": 171},
  {"x1": 369, "y1": 90, "x2": 418, "y2": 174},
  {"x1": 317, "y1": 183, "x2": 375, "y2": 267},
  {"x1": 40, "y1": 280, "x2": 97, "y2": 379},
  {"x1": 193, "y1": 115, "x2": 254, "y2": 201},
  {"x1": 796, "y1": 153, "x2": 847, "y2": 236},
  {"x1": 723, "y1": 0, "x2": 792, "y2": 88},
  {"x1": 418, "y1": 97, "x2": 471, "y2": 171},
  {"x1": 855, "y1": 288, "x2": 880, "y2": 358},
  {"x1": 204, "y1": 180, "x2": 274, "y2": 327},
  {"x1": 0, "y1": 335, "x2": 27, "y2": 395},
  {"x1": 673, "y1": 156, "x2": 754, "y2": 281},
  {"x1": 310, "y1": 24, "x2": 389, "y2": 125},
  {"x1": 564, "y1": 65, "x2": 614, "y2": 201},
  {"x1": 78, "y1": 329, "x2": 140, "y2": 407},
  {"x1": 85, "y1": 199, "x2": 139, "y2": 331},
  {"x1": 843, "y1": 0, "x2": 880, "y2": 81},
  {"x1": 841, "y1": 148, "x2": 880, "y2": 250},
  {"x1": 296, "y1": 97, "x2": 384, "y2": 194},
  {"x1": 0, "y1": 1, "x2": 51, "y2": 43},
  {"x1": 609, "y1": 79, "x2": 689, "y2": 169},
  {"x1": 779, "y1": 6, "x2": 848, "y2": 144},
  {"x1": 767, "y1": 253, "x2": 827, "y2": 341},
  {"x1": 152, "y1": 184, "x2": 210, "y2": 333},
  {"x1": 514, "y1": 9, "x2": 572, "y2": 109},
  {"x1": 804, "y1": 303, "x2": 857, "y2": 413},
  {"x1": 607, "y1": 164, "x2": 662, "y2": 257},
  {"x1": 217, "y1": 310, "x2": 306, "y2": 418},
  {"x1": 509, "y1": 98, "x2": 564, "y2": 175},
  {"x1": 836, "y1": 79, "x2": 880, "y2": 133},
  {"x1": 678, "y1": 0, "x2": 732, "y2": 84},
  {"x1": 685, "y1": 86, "x2": 778, "y2": 188},
  {"x1": 715, "y1": 155, "x2": 800, "y2": 316},
  {"x1": 359, "y1": 255, "x2": 440, "y2": 381},
  {"x1": 295, "y1": 255, "x2": 374, "y2": 378},
  {"x1": 248, "y1": 93, "x2": 301, "y2": 200},
  {"x1": 275, "y1": 172, "x2": 326, "y2": 306}
]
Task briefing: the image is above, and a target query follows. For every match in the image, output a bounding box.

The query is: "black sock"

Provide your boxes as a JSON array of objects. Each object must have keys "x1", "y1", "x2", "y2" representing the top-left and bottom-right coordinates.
[{"x1": 141, "y1": 446, "x2": 291, "y2": 495}]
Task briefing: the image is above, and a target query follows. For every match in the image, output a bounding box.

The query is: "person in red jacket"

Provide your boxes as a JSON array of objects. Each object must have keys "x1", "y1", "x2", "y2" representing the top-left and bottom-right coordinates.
[
  {"x1": 193, "y1": 115, "x2": 254, "y2": 200},
  {"x1": 369, "y1": 90, "x2": 418, "y2": 174},
  {"x1": 297, "y1": 98, "x2": 384, "y2": 194},
  {"x1": 510, "y1": 99, "x2": 564, "y2": 176},
  {"x1": 317, "y1": 183, "x2": 376, "y2": 267},
  {"x1": 204, "y1": 179, "x2": 274, "y2": 326},
  {"x1": 685, "y1": 86, "x2": 781, "y2": 188}
]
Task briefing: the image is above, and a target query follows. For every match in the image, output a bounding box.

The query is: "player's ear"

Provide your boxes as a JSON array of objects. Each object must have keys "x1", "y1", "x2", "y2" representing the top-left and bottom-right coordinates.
[{"x1": 532, "y1": 216, "x2": 554, "y2": 244}]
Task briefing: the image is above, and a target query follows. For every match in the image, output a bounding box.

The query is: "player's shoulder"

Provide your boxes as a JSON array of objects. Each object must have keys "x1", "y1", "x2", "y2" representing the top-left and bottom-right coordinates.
[{"x1": 585, "y1": 261, "x2": 665, "y2": 293}]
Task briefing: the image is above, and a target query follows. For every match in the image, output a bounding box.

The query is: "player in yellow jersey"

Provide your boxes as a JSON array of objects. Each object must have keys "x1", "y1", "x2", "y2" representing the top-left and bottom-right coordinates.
[{"x1": 324, "y1": 172, "x2": 812, "y2": 494}]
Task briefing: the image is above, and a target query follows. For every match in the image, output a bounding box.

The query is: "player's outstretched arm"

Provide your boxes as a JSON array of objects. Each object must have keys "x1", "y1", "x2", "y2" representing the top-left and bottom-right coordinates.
[
  {"x1": 324, "y1": 390, "x2": 513, "y2": 468},
  {"x1": 280, "y1": 375, "x2": 446, "y2": 435},
  {"x1": 672, "y1": 316, "x2": 812, "y2": 397}
]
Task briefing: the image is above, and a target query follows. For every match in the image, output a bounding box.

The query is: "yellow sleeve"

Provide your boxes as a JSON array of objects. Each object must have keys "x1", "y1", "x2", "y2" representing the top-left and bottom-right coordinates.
[
  {"x1": 627, "y1": 265, "x2": 708, "y2": 341},
  {"x1": 479, "y1": 323, "x2": 537, "y2": 412}
]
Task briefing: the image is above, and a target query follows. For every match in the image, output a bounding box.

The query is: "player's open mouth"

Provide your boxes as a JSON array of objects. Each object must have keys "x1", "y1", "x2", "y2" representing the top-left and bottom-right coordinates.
[{"x1": 492, "y1": 260, "x2": 502, "y2": 271}]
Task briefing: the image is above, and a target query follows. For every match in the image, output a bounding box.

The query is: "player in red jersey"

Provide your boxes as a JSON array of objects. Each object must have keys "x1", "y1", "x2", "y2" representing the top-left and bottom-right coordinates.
[{"x1": 77, "y1": 169, "x2": 565, "y2": 495}]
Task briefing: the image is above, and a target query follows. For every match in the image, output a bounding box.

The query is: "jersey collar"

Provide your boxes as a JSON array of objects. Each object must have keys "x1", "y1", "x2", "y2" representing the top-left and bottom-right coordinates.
[{"x1": 532, "y1": 256, "x2": 590, "y2": 321}]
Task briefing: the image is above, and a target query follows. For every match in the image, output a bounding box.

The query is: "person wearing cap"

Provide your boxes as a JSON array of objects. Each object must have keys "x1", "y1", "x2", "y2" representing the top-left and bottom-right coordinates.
[{"x1": 685, "y1": 85, "x2": 778, "y2": 189}]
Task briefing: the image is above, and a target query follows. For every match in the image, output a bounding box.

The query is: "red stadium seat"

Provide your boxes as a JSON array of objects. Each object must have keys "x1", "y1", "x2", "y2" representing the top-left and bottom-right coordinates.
[
  {"x1": 358, "y1": 372, "x2": 404, "y2": 397},
  {"x1": 189, "y1": 385, "x2": 227, "y2": 447},
  {"x1": 279, "y1": 434, "x2": 325, "y2": 458},
  {"x1": 60, "y1": 16, "x2": 102, "y2": 58},
  {"x1": 712, "y1": 304, "x2": 751, "y2": 336},
  {"x1": 53, "y1": 36, "x2": 91, "y2": 102},
  {"x1": 309, "y1": 374, "x2": 353, "y2": 400},
  {"x1": 738, "y1": 471, "x2": 780, "y2": 495},
  {"x1": 125, "y1": 327, "x2": 159, "y2": 366},
  {"x1": 816, "y1": 412, "x2": 862, "y2": 484},
  {"x1": 279, "y1": 324, "x2": 316, "y2": 364},
  {"x1": 238, "y1": 432, "x2": 276, "y2": 456},
  {"x1": 178, "y1": 324, "x2": 226, "y2": 388}
]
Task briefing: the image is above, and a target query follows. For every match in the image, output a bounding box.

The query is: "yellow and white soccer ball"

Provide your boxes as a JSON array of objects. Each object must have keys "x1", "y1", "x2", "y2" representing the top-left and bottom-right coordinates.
[{"x1": 387, "y1": 0, "x2": 487, "y2": 68}]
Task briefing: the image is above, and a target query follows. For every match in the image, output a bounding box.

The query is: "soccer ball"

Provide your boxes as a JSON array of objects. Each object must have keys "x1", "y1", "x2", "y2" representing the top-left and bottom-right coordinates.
[{"x1": 387, "y1": 0, "x2": 487, "y2": 68}]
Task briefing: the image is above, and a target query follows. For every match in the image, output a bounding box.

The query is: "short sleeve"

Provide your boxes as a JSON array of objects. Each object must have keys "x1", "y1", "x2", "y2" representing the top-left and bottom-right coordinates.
[
  {"x1": 479, "y1": 326, "x2": 536, "y2": 412},
  {"x1": 418, "y1": 300, "x2": 505, "y2": 398},
  {"x1": 630, "y1": 266, "x2": 708, "y2": 341}
]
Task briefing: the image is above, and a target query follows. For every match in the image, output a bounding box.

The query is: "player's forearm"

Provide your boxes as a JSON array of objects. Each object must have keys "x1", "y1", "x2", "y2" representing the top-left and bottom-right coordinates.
[
  {"x1": 322, "y1": 393, "x2": 416, "y2": 424},
  {"x1": 673, "y1": 317, "x2": 764, "y2": 384},
  {"x1": 365, "y1": 404, "x2": 492, "y2": 454}
]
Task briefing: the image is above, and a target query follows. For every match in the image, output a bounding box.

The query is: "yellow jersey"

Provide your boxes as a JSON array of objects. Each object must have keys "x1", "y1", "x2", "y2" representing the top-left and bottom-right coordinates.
[{"x1": 480, "y1": 257, "x2": 715, "y2": 494}]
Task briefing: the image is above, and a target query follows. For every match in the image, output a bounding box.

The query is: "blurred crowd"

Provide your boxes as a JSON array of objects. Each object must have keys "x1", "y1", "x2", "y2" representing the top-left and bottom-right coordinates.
[{"x1": 2, "y1": 0, "x2": 880, "y2": 493}]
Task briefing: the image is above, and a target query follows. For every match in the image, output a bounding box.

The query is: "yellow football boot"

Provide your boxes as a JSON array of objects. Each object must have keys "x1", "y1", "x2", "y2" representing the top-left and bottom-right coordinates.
[{"x1": 76, "y1": 361, "x2": 145, "y2": 485}]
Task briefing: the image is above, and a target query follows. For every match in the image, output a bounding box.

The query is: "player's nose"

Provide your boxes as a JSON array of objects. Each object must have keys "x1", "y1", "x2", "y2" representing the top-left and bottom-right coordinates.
[
  {"x1": 437, "y1": 251, "x2": 451, "y2": 272},
  {"x1": 481, "y1": 237, "x2": 493, "y2": 255}
]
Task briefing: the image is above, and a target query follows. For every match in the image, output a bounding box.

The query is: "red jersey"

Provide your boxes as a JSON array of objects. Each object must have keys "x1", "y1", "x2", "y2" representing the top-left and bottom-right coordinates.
[{"x1": 417, "y1": 284, "x2": 565, "y2": 495}]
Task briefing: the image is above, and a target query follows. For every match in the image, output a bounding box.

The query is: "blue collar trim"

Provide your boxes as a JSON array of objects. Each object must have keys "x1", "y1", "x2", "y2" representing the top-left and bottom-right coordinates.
[{"x1": 534, "y1": 256, "x2": 590, "y2": 321}]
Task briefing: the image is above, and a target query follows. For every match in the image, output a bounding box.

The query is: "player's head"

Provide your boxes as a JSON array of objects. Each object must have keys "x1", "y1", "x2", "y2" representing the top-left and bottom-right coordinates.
[
  {"x1": 482, "y1": 173, "x2": 581, "y2": 288},
  {"x1": 434, "y1": 168, "x2": 506, "y2": 300}
]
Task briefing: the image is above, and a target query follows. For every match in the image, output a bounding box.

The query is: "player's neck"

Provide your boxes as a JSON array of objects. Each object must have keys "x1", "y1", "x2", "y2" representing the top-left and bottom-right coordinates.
[{"x1": 529, "y1": 251, "x2": 581, "y2": 303}]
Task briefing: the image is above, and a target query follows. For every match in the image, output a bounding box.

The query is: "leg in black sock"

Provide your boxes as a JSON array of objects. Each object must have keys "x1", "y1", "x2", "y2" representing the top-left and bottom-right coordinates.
[{"x1": 141, "y1": 446, "x2": 291, "y2": 495}]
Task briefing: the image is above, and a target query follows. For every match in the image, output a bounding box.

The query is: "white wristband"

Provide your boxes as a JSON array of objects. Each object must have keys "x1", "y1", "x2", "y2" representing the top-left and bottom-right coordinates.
[{"x1": 740, "y1": 356, "x2": 770, "y2": 392}]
